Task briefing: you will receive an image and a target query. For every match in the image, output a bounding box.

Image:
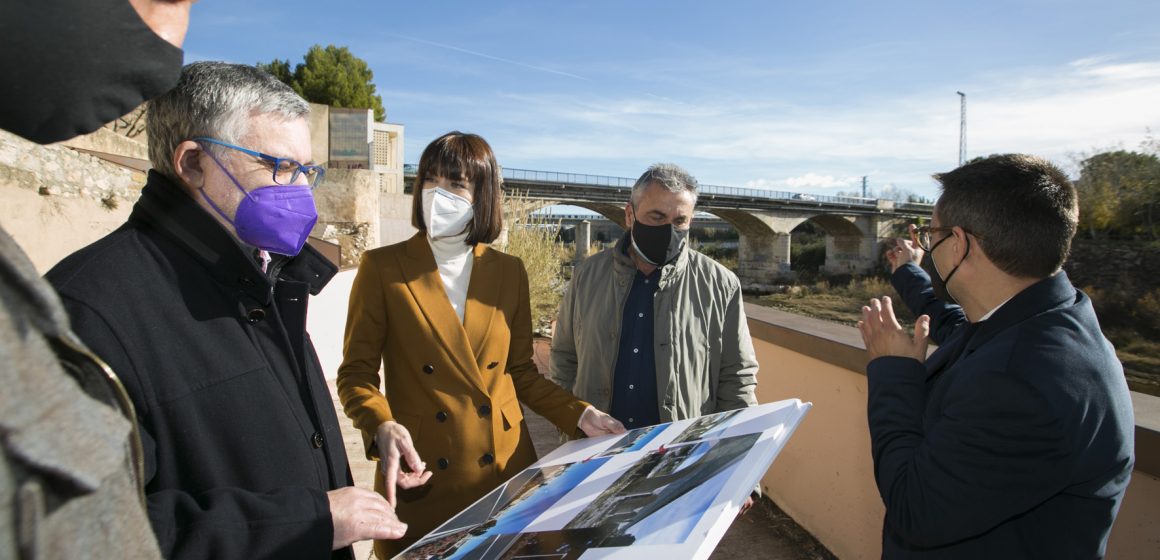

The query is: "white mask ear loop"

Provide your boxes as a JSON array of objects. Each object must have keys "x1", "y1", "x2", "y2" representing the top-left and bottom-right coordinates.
[{"x1": 423, "y1": 187, "x2": 474, "y2": 239}]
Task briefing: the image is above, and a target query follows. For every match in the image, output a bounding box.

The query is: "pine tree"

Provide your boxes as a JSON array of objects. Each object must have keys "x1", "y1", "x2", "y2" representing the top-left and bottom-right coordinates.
[{"x1": 257, "y1": 45, "x2": 386, "y2": 122}]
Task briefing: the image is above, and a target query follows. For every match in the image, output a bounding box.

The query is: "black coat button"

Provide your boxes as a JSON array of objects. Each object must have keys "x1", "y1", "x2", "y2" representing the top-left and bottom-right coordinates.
[
  {"x1": 487, "y1": 361, "x2": 499, "y2": 369},
  {"x1": 437, "y1": 457, "x2": 450, "y2": 470},
  {"x1": 247, "y1": 309, "x2": 265, "y2": 323},
  {"x1": 481, "y1": 453, "x2": 495, "y2": 465},
  {"x1": 422, "y1": 364, "x2": 435, "y2": 374},
  {"x1": 435, "y1": 411, "x2": 448, "y2": 422},
  {"x1": 478, "y1": 404, "x2": 491, "y2": 416},
  {"x1": 311, "y1": 432, "x2": 324, "y2": 448}
]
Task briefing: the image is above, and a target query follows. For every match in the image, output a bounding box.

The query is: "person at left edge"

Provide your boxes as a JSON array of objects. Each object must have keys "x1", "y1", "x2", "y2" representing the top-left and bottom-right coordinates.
[
  {"x1": 45, "y1": 61, "x2": 416, "y2": 560},
  {"x1": 1, "y1": 1, "x2": 190, "y2": 558},
  {"x1": 337, "y1": 131, "x2": 625, "y2": 558}
]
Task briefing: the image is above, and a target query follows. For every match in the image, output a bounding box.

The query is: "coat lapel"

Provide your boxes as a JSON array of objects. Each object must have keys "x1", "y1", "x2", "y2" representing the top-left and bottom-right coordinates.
[
  {"x1": 399, "y1": 234, "x2": 488, "y2": 395},
  {"x1": 464, "y1": 244, "x2": 498, "y2": 362}
]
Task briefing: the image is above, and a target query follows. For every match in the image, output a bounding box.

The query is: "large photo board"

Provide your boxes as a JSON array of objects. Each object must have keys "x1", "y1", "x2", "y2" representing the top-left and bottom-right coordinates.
[{"x1": 395, "y1": 398, "x2": 812, "y2": 560}]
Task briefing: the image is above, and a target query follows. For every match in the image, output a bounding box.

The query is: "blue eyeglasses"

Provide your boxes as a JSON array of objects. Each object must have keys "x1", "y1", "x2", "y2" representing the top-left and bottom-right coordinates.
[{"x1": 193, "y1": 137, "x2": 326, "y2": 188}]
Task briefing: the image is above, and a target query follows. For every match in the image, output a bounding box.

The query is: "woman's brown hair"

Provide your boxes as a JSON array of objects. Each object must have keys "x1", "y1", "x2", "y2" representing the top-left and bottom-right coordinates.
[{"x1": 411, "y1": 131, "x2": 503, "y2": 244}]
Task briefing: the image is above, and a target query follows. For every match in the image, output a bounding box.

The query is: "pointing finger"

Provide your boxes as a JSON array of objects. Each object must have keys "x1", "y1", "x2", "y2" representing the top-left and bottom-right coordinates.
[{"x1": 383, "y1": 452, "x2": 399, "y2": 508}]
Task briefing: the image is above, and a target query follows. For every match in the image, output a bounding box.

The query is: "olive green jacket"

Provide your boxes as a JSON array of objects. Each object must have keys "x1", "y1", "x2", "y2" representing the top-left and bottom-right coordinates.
[{"x1": 550, "y1": 233, "x2": 758, "y2": 422}]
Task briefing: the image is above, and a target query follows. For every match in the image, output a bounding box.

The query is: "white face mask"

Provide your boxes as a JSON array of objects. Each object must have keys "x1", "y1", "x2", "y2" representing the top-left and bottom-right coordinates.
[{"x1": 422, "y1": 186, "x2": 474, "y2": 239}]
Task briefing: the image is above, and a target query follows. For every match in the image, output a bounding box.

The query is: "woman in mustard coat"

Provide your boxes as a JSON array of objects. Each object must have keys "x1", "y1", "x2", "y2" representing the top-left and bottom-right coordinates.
[{"x1": 336, "y1": 131, "x2": 624, "y2": 558}]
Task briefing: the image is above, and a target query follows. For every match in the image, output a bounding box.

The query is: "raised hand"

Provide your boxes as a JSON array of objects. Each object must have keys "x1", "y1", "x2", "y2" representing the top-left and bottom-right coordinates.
[
  {"x1": 858, "y1": 296, "x2": 930, "y2": 362},
  {"x1": 886, "y1": 226, "x2": 925, "y2": 273}
]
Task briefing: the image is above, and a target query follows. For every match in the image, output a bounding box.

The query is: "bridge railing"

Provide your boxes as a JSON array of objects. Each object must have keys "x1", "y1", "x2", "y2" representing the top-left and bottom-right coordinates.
[
  {"x1": 698, "y1": 183, "x2": 879, "y2": 207},
  {"x1": 404, "y1": 164, "x2": 933, "y2": 211},
  {"x1": 503, "y1": 168, "x2": 637, "y2": 188},
  {"x1": 895, "y1": 202, "x2": 936, "y2": 213}
]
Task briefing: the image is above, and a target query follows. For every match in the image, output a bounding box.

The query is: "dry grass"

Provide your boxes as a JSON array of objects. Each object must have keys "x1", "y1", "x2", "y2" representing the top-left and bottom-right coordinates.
[
  {"x1": 501, "y1": 191, "x2": 568, "y2": 334},
  {"x1": 1105, "y1": 329, "x2": 1160, "y2": 396},
  {"x1": 751, "y1": 276, "x2": 914, "y2": 327}
]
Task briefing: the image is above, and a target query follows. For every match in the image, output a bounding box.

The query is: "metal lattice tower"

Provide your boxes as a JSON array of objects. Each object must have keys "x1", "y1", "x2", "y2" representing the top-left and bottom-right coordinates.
[{"x1": 957, "y1": 91, "x2": 967, "y2": 166}]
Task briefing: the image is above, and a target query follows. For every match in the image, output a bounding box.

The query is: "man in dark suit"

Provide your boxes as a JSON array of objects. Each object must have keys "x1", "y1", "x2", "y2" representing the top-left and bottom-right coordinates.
[
  {"x1": 858, "y1": 154, "x2": 1135, "y2": 558},
  {"x1": 45, "y1": 61, "x2": 415, "y2": 559}
]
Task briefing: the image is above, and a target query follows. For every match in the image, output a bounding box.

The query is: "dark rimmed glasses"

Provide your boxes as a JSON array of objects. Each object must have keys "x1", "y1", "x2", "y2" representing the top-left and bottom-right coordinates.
[
  {"x1": 194, "y1": 137, "x2": 326, "y2": 188},
  {"x1": 912, "y1": 225, "x2": 981, "y2": 252},
  {"x1": 911, "y1": 225, "x2": 954, "y2": 252}
]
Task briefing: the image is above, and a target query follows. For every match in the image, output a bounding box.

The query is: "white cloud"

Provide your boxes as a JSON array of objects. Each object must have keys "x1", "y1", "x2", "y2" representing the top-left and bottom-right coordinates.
[
  {"x1": 395, "y1": 54, "x2": 1160, "y2": 198},
  {"x1": 747, "y1": 173, "x2": 858, "y2": 190}
]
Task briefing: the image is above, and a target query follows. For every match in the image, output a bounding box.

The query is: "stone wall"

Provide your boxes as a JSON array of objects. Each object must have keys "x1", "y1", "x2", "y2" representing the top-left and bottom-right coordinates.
[
  {"x1": 0, "y1": 130, "x2": 143, "y2": 272},
  {"x1": 311, "y1": 168, "x2": 380, "y2": 269},
  {"x1": 1065, "y1": 239, "x2": 1160, "y2": 295},
  {"x1": 0, "y1": 130, "x2": 144, "y2": 201}
]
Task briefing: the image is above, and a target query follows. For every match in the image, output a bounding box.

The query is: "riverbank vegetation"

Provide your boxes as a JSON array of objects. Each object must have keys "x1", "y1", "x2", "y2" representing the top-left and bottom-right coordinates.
[{"x1": 746, "y1": 273, "x2": 1160, "y2": 397}]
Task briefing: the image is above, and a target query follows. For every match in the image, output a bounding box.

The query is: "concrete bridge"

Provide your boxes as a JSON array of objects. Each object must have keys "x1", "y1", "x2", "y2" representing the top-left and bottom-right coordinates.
[
  {"x1": 533, "y1": 212, "x2": 734, "y2": 246},
  {"x1": 404, "y1": 165, "x2": 934, "y2": 284}
]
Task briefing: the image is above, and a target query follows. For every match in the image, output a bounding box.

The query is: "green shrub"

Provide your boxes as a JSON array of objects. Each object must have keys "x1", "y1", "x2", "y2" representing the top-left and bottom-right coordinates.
[
  {"x1": 1134, "y1": 288, "x2": 1160, "y2": 336},
  {"x1": 792, "y1": 241, "x2": 826, "y2": 274}
]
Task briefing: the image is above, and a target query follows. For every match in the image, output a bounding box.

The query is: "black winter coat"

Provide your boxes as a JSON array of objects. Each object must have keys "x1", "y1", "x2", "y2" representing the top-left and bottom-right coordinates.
[{"x1": 46, "y1": 171, "x2": 354, "y2": 560}]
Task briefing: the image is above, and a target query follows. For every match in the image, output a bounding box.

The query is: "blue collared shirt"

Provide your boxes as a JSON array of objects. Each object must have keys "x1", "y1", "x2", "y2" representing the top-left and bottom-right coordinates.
[{"x1": 609, "y1": 266, "x2": 661, "y2": 429}]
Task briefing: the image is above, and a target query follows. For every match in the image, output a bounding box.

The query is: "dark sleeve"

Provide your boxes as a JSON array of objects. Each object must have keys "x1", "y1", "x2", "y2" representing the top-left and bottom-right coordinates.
[
  {"x1": 59, "y1": 296, "x2": 335, "y2": 560},
  {"x1": 866, "y1": 356, "x2": 1072, "y2": 547},
  {"x1": 890, "y1": 262, "x2": 967, "y2": 345}
]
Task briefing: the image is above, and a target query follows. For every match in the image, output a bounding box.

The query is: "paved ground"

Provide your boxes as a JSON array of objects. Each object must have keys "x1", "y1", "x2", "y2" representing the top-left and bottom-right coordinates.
[{"x1": 327, "y1": 379, "x2": 835, "y2": 560}]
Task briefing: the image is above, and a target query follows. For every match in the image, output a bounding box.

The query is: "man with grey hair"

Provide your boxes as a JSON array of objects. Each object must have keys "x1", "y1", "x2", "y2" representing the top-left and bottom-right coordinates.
[
  {"x1": 551, "y1": 163, "x2": 759, "y2": 480},
  {"x1": 46, "y1": 62, "x2": 418, "y2": 559}
]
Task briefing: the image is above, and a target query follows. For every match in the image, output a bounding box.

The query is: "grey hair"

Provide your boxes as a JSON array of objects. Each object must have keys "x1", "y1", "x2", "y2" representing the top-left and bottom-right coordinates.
[
  {"x1": 630, "y1": 163, "x2": 699, "y2": 205},
  {"x1": 147, "y1": 61, "x2": 310, "y2": 180}
]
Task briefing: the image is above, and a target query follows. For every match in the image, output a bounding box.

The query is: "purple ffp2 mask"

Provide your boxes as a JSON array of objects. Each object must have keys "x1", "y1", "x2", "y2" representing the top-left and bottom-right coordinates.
[
  {"x1": 200, "y1": 152, "x2": 319, "y2": 256},
  {"x1": 232, "y1": 185, "x2": 318, "y2": 256}
]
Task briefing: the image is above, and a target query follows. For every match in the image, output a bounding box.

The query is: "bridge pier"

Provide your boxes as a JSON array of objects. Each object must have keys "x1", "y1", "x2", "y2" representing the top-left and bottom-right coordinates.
[
  {"x1": 574, "y1": 220, "x2": 591, "y2": 263},
  {"x1": 821, "y1": 208, "x2": 903, "y2": 275},
  {"x1": 822, "y1": 235, "x2": 872, "y2": 275},
  {"x1": 738, "y1": 232, "x2": 792, "y2": 285}
]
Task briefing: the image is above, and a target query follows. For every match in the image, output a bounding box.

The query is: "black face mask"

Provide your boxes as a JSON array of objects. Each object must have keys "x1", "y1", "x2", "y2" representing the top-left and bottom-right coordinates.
[
  {"x1": 0, "y1": 0, "x2": 184, "y2": 144},
  {"x1": 630, "y1": 214, "x2": 689, "y2": 266},
  {"x1": 920, "y1": 234, "x2": 969, "y2": 306}
]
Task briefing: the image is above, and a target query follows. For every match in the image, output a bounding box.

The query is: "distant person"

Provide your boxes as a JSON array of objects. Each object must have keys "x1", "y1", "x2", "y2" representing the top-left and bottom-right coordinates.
[
  {"x1": 549, "y1": 163, "x2": 759, "y2": 509},
  {"x1": 859, "y1": 154, "x2": 1135, "y2": 558},
  {"x1": 45, "y1": 61, "x2": 408, "y2": 560},
  {"x1": 337, "y1": 131, "x2": 625, "y2": 557},
  {"x1": 0, "y1": 1, "x2": 193, "y2": 558}
]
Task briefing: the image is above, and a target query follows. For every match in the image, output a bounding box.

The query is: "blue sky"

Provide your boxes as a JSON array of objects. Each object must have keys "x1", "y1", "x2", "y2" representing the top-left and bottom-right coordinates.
[{"x1": 184, "y1": 0, "x2": 1160, "y2": 199}]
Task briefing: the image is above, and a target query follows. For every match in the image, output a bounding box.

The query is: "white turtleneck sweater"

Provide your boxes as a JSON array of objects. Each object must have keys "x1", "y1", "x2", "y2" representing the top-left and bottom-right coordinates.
[{"x1": 427, "y1": 231, "x2": 474, "y2": 323}]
